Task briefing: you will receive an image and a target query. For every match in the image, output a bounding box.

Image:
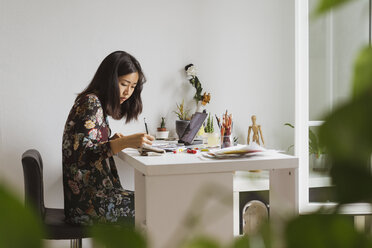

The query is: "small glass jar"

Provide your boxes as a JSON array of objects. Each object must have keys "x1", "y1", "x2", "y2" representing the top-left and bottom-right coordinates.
[
  {"x1": 206, "y1": 133, "x2": 220, "y2": 147},
  {"x1": 221, "y1": 135, "x2": 233, "y2": 148}
]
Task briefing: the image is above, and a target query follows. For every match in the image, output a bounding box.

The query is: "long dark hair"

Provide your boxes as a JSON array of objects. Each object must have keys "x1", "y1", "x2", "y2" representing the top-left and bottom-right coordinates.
[{"x1": 77, "y1": 51, "x2": 146, "y2": 123}]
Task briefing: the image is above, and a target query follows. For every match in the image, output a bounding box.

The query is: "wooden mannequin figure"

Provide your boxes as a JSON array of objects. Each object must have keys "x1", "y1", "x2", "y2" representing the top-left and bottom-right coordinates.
[{"x1": 247, "y1": 115, "x2": 264, "y2": 146}]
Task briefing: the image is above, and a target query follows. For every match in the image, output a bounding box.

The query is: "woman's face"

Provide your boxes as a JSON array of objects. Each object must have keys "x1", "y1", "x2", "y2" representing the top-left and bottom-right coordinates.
[{"x1": 118, "y1": 72, "x2": 139, "y2": 104}]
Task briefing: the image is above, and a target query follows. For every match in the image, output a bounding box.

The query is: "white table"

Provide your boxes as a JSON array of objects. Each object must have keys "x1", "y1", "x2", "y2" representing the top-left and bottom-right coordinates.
[{"x1": 118, "y1": 150, "x2": 298, "y2": 248}]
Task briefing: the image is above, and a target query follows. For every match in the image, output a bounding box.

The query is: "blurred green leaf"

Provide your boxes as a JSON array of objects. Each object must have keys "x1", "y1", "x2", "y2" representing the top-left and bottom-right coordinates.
[
  {"x1": 319, "y1": 90, "x2": 372, "y2": 202},
  {"x1": 319, "y1": 90, "x2": 372, "y2": 165},
  {"x1": 313, "y1": 0, "x2": 356, "y2": 16},
  {"x1": 90, "y1": 224, "x2": 147, "y2": 248},
  {"x1": 285, "y1": 214, "x2": 372, "y2": 248},
  {"x1": 352, "y1": 46, "x2": 372, "y2": 99},
  {"x1": 259, "y1": 221, "x2": 272, "y2": 248},
  {"x1": 329, "y1": 161, "x2": 372, "y2": 203},
  {"x1": 0, "y1": 184, "x2": 45, "y2": 248},
  {"x1": 228, "y1": 235, "x2": 249, "y2": 248},
  {"x1": 180, "y1": 236, "x2": 221, "y2": 248}
]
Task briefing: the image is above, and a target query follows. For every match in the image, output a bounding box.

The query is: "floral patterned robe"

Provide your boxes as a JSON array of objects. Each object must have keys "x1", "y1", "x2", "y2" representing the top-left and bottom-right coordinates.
[{"x1": 62, "y1": 94, "x2": 134, "y2": 225}]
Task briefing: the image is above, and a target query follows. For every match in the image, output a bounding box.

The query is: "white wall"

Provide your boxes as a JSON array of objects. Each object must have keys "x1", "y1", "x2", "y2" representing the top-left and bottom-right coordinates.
[{"x1": 0, "y1": 0, "x2": 295, "y2": 208}]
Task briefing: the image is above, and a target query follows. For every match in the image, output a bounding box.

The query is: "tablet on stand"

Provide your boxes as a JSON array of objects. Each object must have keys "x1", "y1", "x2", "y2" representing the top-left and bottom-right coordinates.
[{"x1": 178, "y1": 111, "x2": 208, "y2": 146}]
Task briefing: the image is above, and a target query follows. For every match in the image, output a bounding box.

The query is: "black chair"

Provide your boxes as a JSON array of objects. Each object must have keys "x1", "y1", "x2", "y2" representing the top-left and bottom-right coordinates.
[{"x1": 22, "y1": 149, "x2": 90, "y2": 248}]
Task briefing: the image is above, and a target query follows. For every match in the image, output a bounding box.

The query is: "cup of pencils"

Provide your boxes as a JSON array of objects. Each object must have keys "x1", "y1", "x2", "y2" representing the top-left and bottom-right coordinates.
[{"x1": 220, "y1": 110, "x2": 233, "y2": 148}]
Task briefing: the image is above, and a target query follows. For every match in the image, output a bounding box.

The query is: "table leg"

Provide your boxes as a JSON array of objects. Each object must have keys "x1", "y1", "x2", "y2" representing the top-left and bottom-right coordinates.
[
  {"x1": 136, "y1": 172, "x2": 234, "y2": 248},
  {"x1": 135, "y1": 170, "x2": 146, "y2": 229},
  {"x1": 233, "y1": 191, "x2": 240, "y2": 236},
  {"x1": 269, "y1": 168, "x2": 299, "y2": 222}
]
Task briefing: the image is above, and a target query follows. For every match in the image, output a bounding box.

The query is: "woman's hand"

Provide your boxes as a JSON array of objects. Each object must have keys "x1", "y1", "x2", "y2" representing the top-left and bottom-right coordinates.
[
  {"x1": 122, "y1": 133, "x2": 155, "y2": 149},
  {"x1": 110, "y1": 133, "x2": 155, "y2": 154}
]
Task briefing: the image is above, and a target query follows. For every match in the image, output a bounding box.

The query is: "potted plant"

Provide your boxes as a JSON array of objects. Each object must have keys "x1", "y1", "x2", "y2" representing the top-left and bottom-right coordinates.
[
  {"x1": 204, "y1": 113, "x2": 219, "y2": 147},
  {"x1": 285, "y1": 123, "x2": 328, "y2": 171},
  {"x1": 156, "y1": 117, "x2": 169, "y2": 140},
  {"x1": 308, "y1": 127, "x2": 328, "y2": 171},
  {"x1": 174, "y1": 100, "x2": 191, "y2": 139}
]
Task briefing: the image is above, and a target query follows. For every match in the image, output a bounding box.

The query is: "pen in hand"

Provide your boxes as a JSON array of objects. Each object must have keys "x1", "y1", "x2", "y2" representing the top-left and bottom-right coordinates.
[{"x1": 144, "y1": 118, "x2": 149, "y2": 134}]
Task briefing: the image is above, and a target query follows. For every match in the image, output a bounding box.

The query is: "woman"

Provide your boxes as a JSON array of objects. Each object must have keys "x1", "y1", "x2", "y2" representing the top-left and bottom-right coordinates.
[{"x1": 62, "y1": 51, "x2": 154, "y2": 226}]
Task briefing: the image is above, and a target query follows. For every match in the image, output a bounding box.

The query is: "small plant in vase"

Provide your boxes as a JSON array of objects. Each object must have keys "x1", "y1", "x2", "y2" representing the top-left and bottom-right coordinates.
[
  {"x1": 174, "y1": 100, "x2": 190, "y2": 121},
  {"x1": 174, "y1": 100, "x2": 191, "y2": 139},
  {"x1": 156, "y1": 117, "x2": 169, "y2": 140},
  {"x1": 204, "y1": 113, "x2": 214, "y2": 133},
  {"x1": 285, "y1": 123, "x2": 328, "y2": 171},
  {"x1": 204, "y1": 113, "x2": 219, "y2": 147}
]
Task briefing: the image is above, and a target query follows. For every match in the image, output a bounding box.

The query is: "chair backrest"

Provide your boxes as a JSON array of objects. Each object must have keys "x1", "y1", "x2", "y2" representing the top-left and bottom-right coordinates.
[{"x1": 21, "y1": 149, "x2": 46, "y2": 218}]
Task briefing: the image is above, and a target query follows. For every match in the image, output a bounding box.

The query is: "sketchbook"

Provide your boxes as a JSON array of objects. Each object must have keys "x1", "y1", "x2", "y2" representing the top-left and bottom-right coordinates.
[{"x1": 202, "y1": 144, "x2": 265, "y2": 159}]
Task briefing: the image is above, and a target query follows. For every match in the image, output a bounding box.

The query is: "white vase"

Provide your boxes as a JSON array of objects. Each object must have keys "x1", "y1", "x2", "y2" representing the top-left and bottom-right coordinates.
[
  {"x1": 310, "y1": 154, "x2": 329, "y2": 172},
  {"x1": 155, "y1": 131, "x2": 169, "y2": 140},
  {"x1": 195, "y1": 101, "x2": 205, "y2": 113}
]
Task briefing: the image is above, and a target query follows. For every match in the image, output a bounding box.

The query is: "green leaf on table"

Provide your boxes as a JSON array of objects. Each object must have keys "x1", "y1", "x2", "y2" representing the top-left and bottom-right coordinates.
[
  {"x1": 0, "y1": 184, "x2": 45, "y2": 248},
  {"x1": 285, "y1": 214, "x2": 372, "y2": 248},
  {"x1": 90, "y1": 224, "x2": 147, "y2": 248},
  {"x1": 352, "y1": 46, "x2": 372, "y2": 99}
]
